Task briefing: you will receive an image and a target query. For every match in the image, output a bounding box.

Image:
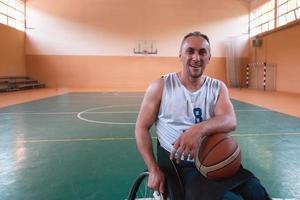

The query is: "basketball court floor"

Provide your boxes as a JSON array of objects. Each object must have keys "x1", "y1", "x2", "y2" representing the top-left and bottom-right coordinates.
[{"x1": 0, "y1": 90, "x2": 300, "y2": 200}]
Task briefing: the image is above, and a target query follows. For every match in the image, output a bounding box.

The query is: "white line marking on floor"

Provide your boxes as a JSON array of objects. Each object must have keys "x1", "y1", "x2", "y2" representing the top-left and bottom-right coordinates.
[
  {"x1": 77, "y1": 104, "x2": 139, "y2": 125},
  {"x1": 0, "y1": 112, "x2": 78, "y2": 115},
  {"x1": 0, "y1": 109, "x2": 280, "y2": 116},
  {"x1": 1, "y1": 109, "x2": 275, "y2": 116},
  {"x1": 16, "y1": 132, "x2": 300, "y2": 144},
  {"x1": 0, "y1": 111, "x2": 138, "y2": 115},
  {"x1": 69, "y1": 94, "x2": 144, "y2": 98},
  {"x1": 235, "y1": 109, "x2": 271, "y2": 112},
  {"x1": 232, "y1": 132, "x2": 300, "y2": 137},
  {"x1": 17, "y1": 137, "x2": 157, "y2": 143}
]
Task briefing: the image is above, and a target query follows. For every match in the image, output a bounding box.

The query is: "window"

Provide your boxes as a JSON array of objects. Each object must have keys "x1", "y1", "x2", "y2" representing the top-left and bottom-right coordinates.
[
  {"x1": 0, "y1": 0, "x2": 25, "y2": 31},
  {"x1": 250, "y1": 0, "x2": 276, "y2": 36},
  {"x1": 250, "y1": 0, "x2": 300, "y2": 36},
  {"x1": 277, "y1": 0, "x2": 300, "y2": 27}
]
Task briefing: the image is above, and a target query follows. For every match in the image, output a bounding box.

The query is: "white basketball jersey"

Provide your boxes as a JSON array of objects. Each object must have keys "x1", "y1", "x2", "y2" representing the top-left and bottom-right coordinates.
[{"x1": 156, "y1": 72, "x2": 221, "y2": 154}]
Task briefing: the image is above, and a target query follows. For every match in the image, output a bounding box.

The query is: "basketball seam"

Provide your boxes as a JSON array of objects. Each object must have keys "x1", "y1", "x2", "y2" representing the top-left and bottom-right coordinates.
[
  {"x1": 195, "y1": 136, "x2": 229, "y2": 173},
  {"x1": 206, "y1": 152, "x2": 241, "y2": 178},
  {"x1": 200, "y1": 145, "x2": 240, "y2": 173},
  {"x1": 201, "y1": 137, "x2": 230, "y2": 164},
  {"x1": 204, "y1": 140, "x2": 238, "y2": 166}
]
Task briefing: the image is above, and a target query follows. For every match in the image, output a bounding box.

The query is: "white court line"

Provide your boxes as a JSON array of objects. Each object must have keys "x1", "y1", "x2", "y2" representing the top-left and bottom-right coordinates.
[
  {"x1": 0, "y1": 111, "x2": 138, "y2": 115},
  {"x1": 0, "y1": 109, "x2": 273, "y2": 115},
  {"x1": 77, "y1": 104, "x2": 139, "y2": 125},
  {"x1": 232, "y1": 132, "x2": 300, "y2": 137},
  {"x1": 0, "y1": 112, "x2": 78, "y2": 115},
  {"x1": 235, "y1": 109, "x2": 271, "y2": 112},
  {"x1": 17, "y1": 136, "x2": 156, "y2": 143},
  {"x1": 83, "y1": 111, "x2": 138, "y2": 114},
  {"x1": 68, "y1": 94, "x2": 144, "y2": 98},
  {"x1": 127, "y1": 198, "x2": 298, "y2": 200},
  {"x1": 16, "y1": 132, "x2": 300, "y2": 144},
  {"x1": 125, "y1": 198, "x2": 297, "y2": 200}
]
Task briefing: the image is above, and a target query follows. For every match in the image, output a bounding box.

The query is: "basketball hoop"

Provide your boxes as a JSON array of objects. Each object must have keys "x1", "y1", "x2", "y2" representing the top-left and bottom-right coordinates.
[
  {"x1": 133, "y1": 40, "x2": 157, "y2": 56},
  {"x1": 142, "y1": 50, "x2": 149, "y2": 56}
]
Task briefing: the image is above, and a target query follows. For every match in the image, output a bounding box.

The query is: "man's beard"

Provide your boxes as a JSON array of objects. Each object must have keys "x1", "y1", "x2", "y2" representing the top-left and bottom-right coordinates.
[{"x1": 188, "y1": 67, "x2": 203, "y2": 79}]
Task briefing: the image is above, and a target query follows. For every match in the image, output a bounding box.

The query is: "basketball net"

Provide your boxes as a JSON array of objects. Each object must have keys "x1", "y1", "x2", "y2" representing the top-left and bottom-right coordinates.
[{"x1": 142, "y1": 49, "x2": 149, "y2": 56}]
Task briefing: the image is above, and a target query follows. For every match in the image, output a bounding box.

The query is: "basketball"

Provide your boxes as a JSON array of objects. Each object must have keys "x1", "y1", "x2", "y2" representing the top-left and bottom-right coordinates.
[{"x1": 195, "y1": 133, "x2": 241, "y2": 180}]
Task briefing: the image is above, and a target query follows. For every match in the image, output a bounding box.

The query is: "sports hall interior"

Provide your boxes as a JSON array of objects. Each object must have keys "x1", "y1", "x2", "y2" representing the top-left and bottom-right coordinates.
[{"x1": 1, "y1": 0, "x2": 300, "y2": 199}]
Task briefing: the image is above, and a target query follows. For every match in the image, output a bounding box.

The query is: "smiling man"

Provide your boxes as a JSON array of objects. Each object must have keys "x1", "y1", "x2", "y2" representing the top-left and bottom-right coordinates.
[{"x1": 135, "y1": 31, "x2": 269, "y2": 200}]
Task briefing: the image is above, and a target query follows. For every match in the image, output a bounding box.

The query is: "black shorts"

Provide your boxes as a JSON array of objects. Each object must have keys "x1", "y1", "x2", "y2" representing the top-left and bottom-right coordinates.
[{"x1": 157, "y1": 144, "x2": 268, "y2": 200}]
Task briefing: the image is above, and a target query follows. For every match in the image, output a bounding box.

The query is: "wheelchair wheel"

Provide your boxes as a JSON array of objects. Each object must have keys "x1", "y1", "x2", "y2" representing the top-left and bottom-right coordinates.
[{"x1": 128, "y1": 171, "x2": 166, "y2": 200}]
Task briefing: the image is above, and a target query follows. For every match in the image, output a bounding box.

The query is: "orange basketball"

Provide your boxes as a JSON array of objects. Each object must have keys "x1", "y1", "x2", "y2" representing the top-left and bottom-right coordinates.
[{"x1": 195, "y1": 133, "x2": 241, "y2": 180}]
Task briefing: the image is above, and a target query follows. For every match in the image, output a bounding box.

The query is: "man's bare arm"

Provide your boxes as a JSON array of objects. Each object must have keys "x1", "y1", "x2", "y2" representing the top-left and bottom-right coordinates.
[{"x1": 135, "y1": 78, "x2": 165, "y2": 193}]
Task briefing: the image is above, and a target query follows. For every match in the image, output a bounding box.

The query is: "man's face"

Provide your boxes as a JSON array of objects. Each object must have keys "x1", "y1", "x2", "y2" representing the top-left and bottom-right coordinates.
[{"x1": 179, "y1": 36, "x2": 211, "y2": 79}]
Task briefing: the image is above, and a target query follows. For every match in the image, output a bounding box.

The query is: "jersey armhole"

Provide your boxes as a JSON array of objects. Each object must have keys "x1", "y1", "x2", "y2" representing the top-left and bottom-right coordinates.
[{"x1": 214, "y1": 80, "x2": 222, "y2": 104}]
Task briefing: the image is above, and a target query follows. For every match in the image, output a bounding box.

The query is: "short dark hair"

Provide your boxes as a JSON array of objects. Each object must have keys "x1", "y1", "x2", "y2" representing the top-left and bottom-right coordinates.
[{"x1": 180, "y1": 31, "x2": 210, "y2": 50}]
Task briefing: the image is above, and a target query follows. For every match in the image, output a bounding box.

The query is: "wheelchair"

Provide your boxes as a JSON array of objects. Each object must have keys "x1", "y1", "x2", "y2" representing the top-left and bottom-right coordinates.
[
  {"x1": 128, "y1": 142, "x2": 185, "y2": 200},
  {"x1": 128, "y1": 142, "x2": 271, "y2": 200}
]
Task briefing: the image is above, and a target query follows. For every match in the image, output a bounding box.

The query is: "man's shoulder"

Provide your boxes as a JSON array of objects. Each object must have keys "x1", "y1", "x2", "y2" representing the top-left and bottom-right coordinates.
[
  {"x1": 204, "y1": 76, "x2": 222, "y2": 86},
  {"x1": 146, "y1": 78, "x2": 164, "y2": 95},
  {"x1": 203, "y1": 76, "x2": 227, "y2": 95},
  {"x1": 205, "y1": 75, "x2": 220, "y2": 82},
  {"x1": 160, "y1": 72, "x2": 176, "y2": 79}
]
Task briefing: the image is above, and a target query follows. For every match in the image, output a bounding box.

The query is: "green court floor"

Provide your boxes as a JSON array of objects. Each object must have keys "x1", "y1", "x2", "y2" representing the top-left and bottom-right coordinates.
[{"x1": 0, "y1": 92, "x2": 300, "y2": 200}]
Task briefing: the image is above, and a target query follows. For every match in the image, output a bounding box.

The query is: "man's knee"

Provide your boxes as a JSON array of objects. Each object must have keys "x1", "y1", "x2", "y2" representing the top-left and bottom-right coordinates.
[
  {"x1": 238, "y1": 177, "x2": 269, "y2": 200},
  {"x1": 221, "y1": 191, "x2": 243, "y2": 200}
]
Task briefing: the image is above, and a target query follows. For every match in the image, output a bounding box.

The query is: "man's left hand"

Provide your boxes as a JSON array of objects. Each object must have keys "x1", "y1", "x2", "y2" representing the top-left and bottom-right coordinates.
[{"x1": 170, "y1": 126, "x2": 203, "y2": 163}]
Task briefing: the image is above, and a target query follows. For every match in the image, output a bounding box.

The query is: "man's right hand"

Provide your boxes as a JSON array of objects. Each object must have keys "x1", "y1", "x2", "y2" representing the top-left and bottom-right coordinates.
[{"x1": 148, "y1": 166, "x2": 166, "y2": 195}]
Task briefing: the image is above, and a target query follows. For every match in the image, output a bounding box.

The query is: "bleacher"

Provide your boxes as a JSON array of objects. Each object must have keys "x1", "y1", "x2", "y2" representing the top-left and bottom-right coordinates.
[{"x1": 0, "y1": 76, "x2": 46, "y2": 92}]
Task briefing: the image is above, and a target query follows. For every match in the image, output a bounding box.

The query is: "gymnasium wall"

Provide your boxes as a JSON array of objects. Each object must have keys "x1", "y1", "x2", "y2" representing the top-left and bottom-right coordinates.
[
  {"x1": 249, "y1": 23, "x2": 300, "y2": 93},
  {"x1": 250, "y1": 0, "x2": 270, "y2": 10},
  {"x1": 26, "y1": 56, "x2": 227, "y2": 91},
  {"x1": 25, "y1": 0, "x2": 249, "y2": 91},
  {"x1": 0, "y1": 24, "x2": 26, "y2": 76}
]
